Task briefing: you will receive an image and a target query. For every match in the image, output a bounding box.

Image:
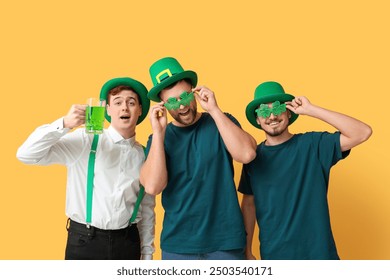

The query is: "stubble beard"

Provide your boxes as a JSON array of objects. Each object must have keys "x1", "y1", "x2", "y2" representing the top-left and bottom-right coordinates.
[{"x1": 174, "y1": 107, "x2": 197, "y2": 126}]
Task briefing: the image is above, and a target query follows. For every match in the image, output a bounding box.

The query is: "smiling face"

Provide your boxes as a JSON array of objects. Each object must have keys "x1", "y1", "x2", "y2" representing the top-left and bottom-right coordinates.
[
  {"x1": 160, "y1": 80, "x2": 200, "y2": 127},
  {"x1": 256, "y1": 102, "x2": 291, "y2": 137},
  {"x1": 106, "y1": 89, "x2": 142, "y2": 138}
]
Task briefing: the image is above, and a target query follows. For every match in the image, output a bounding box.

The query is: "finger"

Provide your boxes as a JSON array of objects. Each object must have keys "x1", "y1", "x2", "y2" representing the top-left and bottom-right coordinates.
[
  {"x1": 161, "y1": 107, "x2": 167, "y2": 118},
  {"x1": 193, "y1": 85, "x2": 209, "y2": 92},
  {"x1": 155, "y1": 107, "x2": 167, "y2": 117},
  {"x1": 194, "y1": 91, "x2": 202, "y2": 102},
  {"x1": 74, "y1": 104, "x2": 88, "y2": 111},
  {"x1": 294, "y1": 97, "x2": 302, "y2": 106},
  {"x1": 285, "y1": 104, "x2": 295, "y2": 112},
  {"x1": 291, "y1": 99, "x2": 299, "y2": 108},
  {"x1": 151, "y1": 103, "x2": 163, "y2": 109},
  {"x1": 192, "y1": 86, "x2": 202, "y2": 92},
  {"x1": 197, "y1": 90, "x2": 209, "y2": 102},
  {"x1": 73, "y1": 105, "x2": 87, "y2": 114},
  {"x1": 152, "y1": 107, "x2": 162, "y2": 116},
  {"x1": 192, "y1": 89, "x2": 200, "y2": 95}
]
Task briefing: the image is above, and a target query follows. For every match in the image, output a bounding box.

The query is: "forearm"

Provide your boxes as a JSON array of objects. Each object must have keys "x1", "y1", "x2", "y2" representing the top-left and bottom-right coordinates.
[
  {"x1": 138, "y1": 194, "x2": 156, "y2": 259},
  {"x1": 140, "y1": 133, "x2": 168, "y2": 195},
  {"x1": 241, "y1": 195, "x2": 256, "y2": 259},
  {"x1": 16, "y1": 118, "x2": 70, "y2": 164},
  {"x1": 209, "y1": 109, "x2": 257, "y2": 163}
]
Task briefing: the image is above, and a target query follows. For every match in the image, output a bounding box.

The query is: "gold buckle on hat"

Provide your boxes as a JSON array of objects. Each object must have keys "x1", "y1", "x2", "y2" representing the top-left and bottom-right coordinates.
[{"x1": 156, "y1": 69, "x2": 172, "y2": 84}]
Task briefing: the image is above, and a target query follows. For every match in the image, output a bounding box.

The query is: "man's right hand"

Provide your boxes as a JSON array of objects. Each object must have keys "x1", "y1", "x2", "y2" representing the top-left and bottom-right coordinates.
[
  {"x1": 246, "y1": 250, "x2": 256, "y2": 260},
  {"x1": 149, "y1": 102, "x2": 167, "y2": 134},
  {"x1": 63, "y1": 104, "x2": 87, "y2": 129}
]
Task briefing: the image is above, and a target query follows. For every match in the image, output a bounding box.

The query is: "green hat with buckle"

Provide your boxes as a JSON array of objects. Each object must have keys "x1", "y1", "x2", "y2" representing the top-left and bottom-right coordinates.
[
  {"x1": 100, "y1": 77, "x2": 150, "y2": 124},
  {"x1": 246, "y1": 81, "x2": 298, "y2": 129},
  {"x1": 147, "y1": 57, "x2": 198, "y2": 102}
]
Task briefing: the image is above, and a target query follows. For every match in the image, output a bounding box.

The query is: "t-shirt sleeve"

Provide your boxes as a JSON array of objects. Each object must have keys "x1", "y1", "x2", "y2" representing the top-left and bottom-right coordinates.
[
  {"x1": 312, "y1": 131, "x2": 350, "y2": 169},
  {"x1": 238, "y1": 164, "x2": 254, "y2": 195},
  {"x1": 144, "y1": 134, "x2": 153, "y2": 158},
  {"x1": 225, "y1": 112, "x2": 242, "y2": 128}
]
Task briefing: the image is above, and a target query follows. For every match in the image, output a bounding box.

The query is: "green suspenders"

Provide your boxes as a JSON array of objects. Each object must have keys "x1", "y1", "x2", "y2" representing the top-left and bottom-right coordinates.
[
  {"x1": 86, "y1": 134, "x2": 145, "y2": 225},
  {"x1": 86, "y1": 134, "x2": 99, "y2": 224}
]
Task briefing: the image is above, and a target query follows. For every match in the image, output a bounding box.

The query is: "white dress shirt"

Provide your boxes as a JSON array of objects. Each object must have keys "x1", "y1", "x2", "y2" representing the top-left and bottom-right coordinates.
[{"x1": 17, "y1": 118, "x2": 155, "y2": 259}]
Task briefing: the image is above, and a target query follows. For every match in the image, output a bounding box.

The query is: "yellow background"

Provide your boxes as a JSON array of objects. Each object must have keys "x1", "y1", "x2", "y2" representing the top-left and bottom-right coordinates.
[{"x1": 1, "y1": 0, "x2": 389, "y2": 260}]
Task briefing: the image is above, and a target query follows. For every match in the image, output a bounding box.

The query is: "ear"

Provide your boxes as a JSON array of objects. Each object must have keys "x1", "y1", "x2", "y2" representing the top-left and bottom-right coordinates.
[
  {"x1": 256, "y1": 117, "x2": 261, "y2": 125},
  {"x1": 106, "y1": 104, "x2": 112, "y2": 117},
  {"x1": 139, "y1": 105, "x2": 142, "y2": 116},
  {"x1": 287, "y1": 110, "x2": 291, "y2": 119}
]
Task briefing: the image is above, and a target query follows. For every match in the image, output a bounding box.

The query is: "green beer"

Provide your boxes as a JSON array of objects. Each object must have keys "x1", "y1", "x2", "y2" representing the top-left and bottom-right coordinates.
[{"x1": 86, "y1": 106, "x2": 105, "y2": 134}]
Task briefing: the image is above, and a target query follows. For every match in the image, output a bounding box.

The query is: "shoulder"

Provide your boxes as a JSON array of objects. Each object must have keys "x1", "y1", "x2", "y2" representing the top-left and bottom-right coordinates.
[
  {"x1": 225, "y1": 112, "x2": 241, "y2": 127},
  {"x1": 134, "y1": 141, "x2": 145, "y2": 152},
  {"x1": 300, "y1": 131, "x2": 340, "y2": 142},
  {"x1": 223, "y1": 112, "x2": 238, "y2": 120}
]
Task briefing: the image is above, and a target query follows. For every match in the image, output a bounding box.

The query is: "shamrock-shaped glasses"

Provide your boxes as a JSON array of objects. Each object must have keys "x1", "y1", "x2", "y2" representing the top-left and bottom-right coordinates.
[
  {"x1": 164, "y1": 91, "x2": 195, "y2": 110},
  {"x1": 255, "y1": 101, "x2": 287, "y2": 118}
]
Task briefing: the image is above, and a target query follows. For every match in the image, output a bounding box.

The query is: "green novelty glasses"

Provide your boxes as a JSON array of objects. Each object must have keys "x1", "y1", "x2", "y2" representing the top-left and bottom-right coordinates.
[
  {"x1": 164, "y1": 91, "x2": 195, "y2": 110},
  {"x1": 255, "y1": 101, "x2": 287, "y2": 118}
]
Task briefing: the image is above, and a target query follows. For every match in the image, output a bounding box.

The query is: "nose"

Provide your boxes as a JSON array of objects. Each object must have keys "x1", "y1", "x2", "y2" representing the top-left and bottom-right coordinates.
[
  {"x1": 121, "y1": 104, "x2": 129, "y2": 111},
  {"x1": 179, "y1": 104, "x2": 185, "y2": 110},
  {"x1": 269, "y1": 112, "x2": 276, "y2": 119}
]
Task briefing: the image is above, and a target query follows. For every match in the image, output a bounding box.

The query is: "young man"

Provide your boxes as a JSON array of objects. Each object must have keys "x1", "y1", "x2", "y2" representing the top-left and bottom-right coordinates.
[
  {"x1": 239, "y1": 81, "x2": 372, "y2": 260},
  {"x1": 140, "y1": 57, "x2": 257, "y2": 260},
  {"x1": 17, "y1": 77, "x2": 155, "y2": 260}
]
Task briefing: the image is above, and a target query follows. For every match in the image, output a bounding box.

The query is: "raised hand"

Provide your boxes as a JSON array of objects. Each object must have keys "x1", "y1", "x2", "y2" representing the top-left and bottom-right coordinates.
[
  {"x1": 149, "y1": 101, "x2": 167, "y2": 134},
  {"x1": 193, "y1": 86, "x2": 219, "y2": 113},
  {"x1": 63, "y1": 104, "x2": 87, "y2": 129},
  {"x1": 285, "y1": 96, "x2": 313, "y2": 115}
]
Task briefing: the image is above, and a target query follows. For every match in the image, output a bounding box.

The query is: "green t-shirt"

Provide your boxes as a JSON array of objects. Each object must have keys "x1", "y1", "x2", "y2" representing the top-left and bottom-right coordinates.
[
  {"x1": 146, "y1": 113, "x2": 246, "y2": 253},
  {"x1": 239, "y1": 132, "x2": 350, "y2": 259}
]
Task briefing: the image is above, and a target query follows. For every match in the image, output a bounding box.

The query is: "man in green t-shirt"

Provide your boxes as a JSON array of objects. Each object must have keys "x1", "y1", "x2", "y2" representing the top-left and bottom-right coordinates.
[
  {"x1": 239, "y1": 81, "x2": 372, "y2": 259},
  {"x1": 140, "y1": 57, "x2": 257, "y2": 260}
]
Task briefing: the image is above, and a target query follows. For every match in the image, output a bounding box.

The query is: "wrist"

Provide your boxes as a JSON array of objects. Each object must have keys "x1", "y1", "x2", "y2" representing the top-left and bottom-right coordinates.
[
  {"x1": 304, "y1": 104, "x2": 322, "y2": 117},
  {"x1": 153, "y1": 130, "x2": 166, "y2": 141},
  {"x1": 208, "y1": 106, "x2": 222, "y2": 117},
  {"x1": 63, "y1": 117, "x2": 72, "y2": 129}
]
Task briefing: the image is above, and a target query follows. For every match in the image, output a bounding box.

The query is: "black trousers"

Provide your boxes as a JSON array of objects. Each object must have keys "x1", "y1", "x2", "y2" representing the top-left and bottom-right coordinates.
[{"x1": 65, "y1": 219, "x2": 141, "y2": 260}]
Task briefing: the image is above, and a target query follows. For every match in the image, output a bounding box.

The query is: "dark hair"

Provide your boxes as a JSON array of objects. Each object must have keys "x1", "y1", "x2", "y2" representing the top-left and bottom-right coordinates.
[
  {"x1": 158, "y1": 78, "x2": 192, "y2": 99},
  {"x1": 107, "y1": 85, "x2": 141, "y2": 105}
]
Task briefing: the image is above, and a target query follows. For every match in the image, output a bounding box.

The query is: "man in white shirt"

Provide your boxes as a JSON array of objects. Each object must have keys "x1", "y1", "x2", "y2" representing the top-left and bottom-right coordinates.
[{"x1": 17, "y1": 77, "x2": 155, "y2": 260}]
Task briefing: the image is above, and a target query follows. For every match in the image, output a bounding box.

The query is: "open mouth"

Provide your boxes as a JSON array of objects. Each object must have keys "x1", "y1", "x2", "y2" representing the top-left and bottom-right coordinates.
[
  {"x1": 179, "y1": 109, "x2": 190, "y2": 116},
  {"x1": 120, "y1": 116, "x2": 130, "y2": 120},
  {"x1": 267, "y1": 120, "x2": 281, "y2": 127}
]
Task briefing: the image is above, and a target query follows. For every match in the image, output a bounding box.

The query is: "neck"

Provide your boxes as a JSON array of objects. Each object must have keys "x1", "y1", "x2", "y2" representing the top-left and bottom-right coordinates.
[{"x1": 264, "y1": 130, "x2": 294, "y2": 146}]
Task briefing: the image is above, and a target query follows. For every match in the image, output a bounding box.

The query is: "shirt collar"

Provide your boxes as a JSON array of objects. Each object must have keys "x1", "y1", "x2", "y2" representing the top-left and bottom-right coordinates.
[{"x1": 107, "y1": 125, "x2": 136, "y2": 146}]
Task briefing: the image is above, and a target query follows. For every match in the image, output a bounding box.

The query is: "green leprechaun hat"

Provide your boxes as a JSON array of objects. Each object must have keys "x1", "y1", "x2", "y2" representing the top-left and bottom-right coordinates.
[
  {"x1": 147, "y1": 57, "x2": 197, "y2": 102},
  {"x1": 100, "y1": 77, "x2": 150, "y2": 124},
  {"x1": 246, "y1": 81, "x2": 299, "y2": 129}
]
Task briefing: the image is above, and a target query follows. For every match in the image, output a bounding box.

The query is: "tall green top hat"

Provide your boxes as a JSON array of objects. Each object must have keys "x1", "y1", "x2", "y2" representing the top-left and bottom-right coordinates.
[
  {"x1": 100, "y1": 77, "x2": 150, "y2": 124},
  {"x1": 246, "y1": 81, "x2": 299, "y2": 129},
  {"x1": 147, "y1": 57, "x2": 198, "y2": 102}
]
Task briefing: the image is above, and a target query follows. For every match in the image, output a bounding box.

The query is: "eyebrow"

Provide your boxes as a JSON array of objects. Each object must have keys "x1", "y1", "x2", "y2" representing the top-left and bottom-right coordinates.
[{"x1": 113, "y1": 96, "x2": 137, "y2": 101}]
